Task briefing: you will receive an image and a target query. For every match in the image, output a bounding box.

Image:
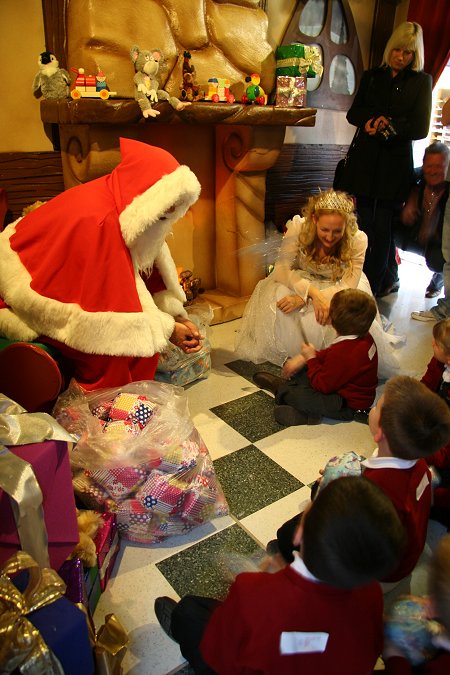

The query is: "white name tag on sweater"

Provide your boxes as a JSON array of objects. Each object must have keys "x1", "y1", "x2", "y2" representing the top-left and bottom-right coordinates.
[
  {"x1": 280, "y1": 631, "x2": 329, "y2": 655},
  {"x1": 416, "y1": 472, "x2": 429, "y2": 501}
]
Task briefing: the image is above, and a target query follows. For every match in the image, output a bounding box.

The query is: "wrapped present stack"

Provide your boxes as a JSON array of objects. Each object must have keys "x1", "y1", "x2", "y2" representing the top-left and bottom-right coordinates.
[{"x1": 275, "y1": 43, "x2": 323, "y2": 108}]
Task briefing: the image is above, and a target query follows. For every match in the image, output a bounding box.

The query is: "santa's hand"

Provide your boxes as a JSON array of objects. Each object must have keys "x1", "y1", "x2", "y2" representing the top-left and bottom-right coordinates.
[{"x1": 170, "y1": 321, "x2": 202, "y2": 353}]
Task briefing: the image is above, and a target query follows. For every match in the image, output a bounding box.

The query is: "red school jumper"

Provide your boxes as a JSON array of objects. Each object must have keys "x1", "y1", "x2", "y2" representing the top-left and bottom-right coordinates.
[
  {"x1": 306, "y1": 334, "x2": 378, "y2": 409},
  {"x1": 200, "y1": 565, "x2": 383, "y2": 675},
  {"x1": 362, "y1": 457, "x2": 431, "y2": 582}
]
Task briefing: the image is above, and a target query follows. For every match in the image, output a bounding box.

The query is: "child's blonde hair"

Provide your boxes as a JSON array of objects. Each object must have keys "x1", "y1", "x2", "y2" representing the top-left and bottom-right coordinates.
[
  {"x1": 299, "y1": 190, "x2": 359, "y2": 281},
  {"x1": 380, "y1": 376, "x2": 450, "y2": 460},
  {"x1": 329, "y1": 289, "x2": 377, "y2": 336},
  {"x1": 429, "y1": 534, "x2": 450, "y2": 634},
  {"x1": 433, "y1": 318, "x2": 450, "y2": 356}
]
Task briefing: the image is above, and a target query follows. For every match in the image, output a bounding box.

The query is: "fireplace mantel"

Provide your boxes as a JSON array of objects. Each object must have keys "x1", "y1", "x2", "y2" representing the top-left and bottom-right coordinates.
[{"x1": 41, "y1": 98, "x2": 317, "y2": 323}]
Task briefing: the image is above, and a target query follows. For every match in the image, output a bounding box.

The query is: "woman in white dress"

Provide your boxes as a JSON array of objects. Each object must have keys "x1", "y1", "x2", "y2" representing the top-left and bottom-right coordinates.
[{"x1": 235, "y1": 190, "x2": 401, "y2": 378}]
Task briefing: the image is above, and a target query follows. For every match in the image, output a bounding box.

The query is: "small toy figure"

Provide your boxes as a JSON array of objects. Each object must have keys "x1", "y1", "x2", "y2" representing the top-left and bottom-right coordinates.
[
  {"x1": 179, "y1": 270, "x2": 203, "y2": 305},
  {"x1": 241, "y1": 73, "x2": 267, "y2": 105},
  {"x1": 130, "y1": 45, "x2": 191, "y2": 118},
  {"x1": 32, "y1": 51, "x2": 70, "y2": 100},
  {"x1": 96, "y1": 69, "x2": 108, "y2": 92},
  {"x1": 180, "y1": 51, "x2": 202, "y2": 102}
]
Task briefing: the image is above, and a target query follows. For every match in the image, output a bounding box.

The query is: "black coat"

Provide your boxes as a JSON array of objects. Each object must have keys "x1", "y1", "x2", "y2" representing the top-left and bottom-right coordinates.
[{"x1": 341, "y1": 66, "x2": 432, "y2": 202}]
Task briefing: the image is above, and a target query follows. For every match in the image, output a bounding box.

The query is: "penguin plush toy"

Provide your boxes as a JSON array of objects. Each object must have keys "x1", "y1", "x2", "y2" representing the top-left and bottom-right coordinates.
[{"x1": 32, "y1": 51, "x2": 70, "y2": 100}]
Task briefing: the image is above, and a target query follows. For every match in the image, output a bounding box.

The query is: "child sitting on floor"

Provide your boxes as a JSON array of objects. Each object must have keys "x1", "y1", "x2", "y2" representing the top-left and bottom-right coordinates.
[
  {"x1": 253, "y1": 288, "x2": 378, "y2": 426},
  {"x1": 271, "y1": 376, "x2": 450, "y2": 587},
  {"x1": 154, "y1": 476, "x2": 405, "y2": 675},
  {"x1": 421, "y1": 318, "x2": 450, "y2": 528},
  {"x1": 383, "y1": 533, "x2": 450, "y2": 673}
]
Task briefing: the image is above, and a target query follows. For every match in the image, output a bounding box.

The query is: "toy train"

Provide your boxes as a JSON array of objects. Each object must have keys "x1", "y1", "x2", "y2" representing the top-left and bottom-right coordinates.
[
  {"x1": 70, "y1": 68, "x2": 116, "y2": 100},
  {"x1": 204, "y1": 77, "x2": 235, "y2": 104}
]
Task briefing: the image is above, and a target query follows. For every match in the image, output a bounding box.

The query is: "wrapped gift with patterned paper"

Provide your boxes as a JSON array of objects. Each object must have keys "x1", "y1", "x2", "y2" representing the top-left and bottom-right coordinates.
[
  {"x1": 275, "y1": 43, "x2": 323, "y2": 78},
  {"x1": 87, "y1": 464, "x2": 151, "y2": 501},
  {"x1": 385, "y1": 596, "x2": 443, "y2": 666},
  {"x1": 275, "y1": 75, "x2": 307, "y2": 107},
  {"x1": 318, "y1": 451, "x2": 363, "y2": 493},
  {"x1": 94, "y1": 512, "x2": 120, "y2": 591}
]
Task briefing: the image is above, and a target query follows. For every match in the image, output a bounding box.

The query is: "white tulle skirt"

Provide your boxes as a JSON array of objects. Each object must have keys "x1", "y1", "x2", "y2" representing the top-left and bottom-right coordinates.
[{"x1": 234, "y1": 273, "x2": 404, "y2": 380}]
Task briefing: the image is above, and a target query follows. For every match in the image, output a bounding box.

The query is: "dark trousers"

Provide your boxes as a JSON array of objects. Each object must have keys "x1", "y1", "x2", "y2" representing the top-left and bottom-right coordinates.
[
  {"x1": 356, "y1": 196, "x2": 396, "y2": 295},
  {"x1": 276, "y1": 369, "x2": 354, "y2": 421},
  {"x1": 171, "y1": 595, "x2": 221, "y2": 674}
]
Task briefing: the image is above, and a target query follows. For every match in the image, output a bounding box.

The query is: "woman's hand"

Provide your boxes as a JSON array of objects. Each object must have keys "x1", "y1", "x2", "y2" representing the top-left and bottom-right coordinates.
[
  {"x1": 307, "y1": 288, "x2": 330, "y2": 325},
  {"x1": 170, "y1": 319, "x2": 203, "y2": 353},
  {"x1": 364, "y1": 115, "x2": 390, "y2": 135},
  {"x1": 276, "y1": 294, "x2": 305, "y2": 314}
]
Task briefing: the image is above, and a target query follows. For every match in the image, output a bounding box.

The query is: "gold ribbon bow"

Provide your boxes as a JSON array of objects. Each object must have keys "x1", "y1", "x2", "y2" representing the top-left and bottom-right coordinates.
[
  {"x1": 0, "y1": 551, "x2": 66, "y2": 674},
  {"x1": 95, "y1": 613, "x2": 129, "y2": 675},
  {"x1": 304, "y1": 45, "x2": 324, "y2": 77},
  {"x1": 80, "y1": 608, "x2": 128, "y2": 675}
]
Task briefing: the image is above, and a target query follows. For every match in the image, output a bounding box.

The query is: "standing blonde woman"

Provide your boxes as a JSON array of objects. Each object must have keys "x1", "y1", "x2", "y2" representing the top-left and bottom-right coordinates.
[
  {"x1": 235, "y1": 190, "x2": 401, "y2": 378},
  {"x1": 337, "y1": 21, "x2": 432, "y2": 296}
]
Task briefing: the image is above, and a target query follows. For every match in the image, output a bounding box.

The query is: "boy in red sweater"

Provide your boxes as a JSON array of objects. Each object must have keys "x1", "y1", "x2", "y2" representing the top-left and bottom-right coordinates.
[
  {"x1": 253, "y1": 288, "x2": 378, "y2": 426},
  {"x1": 421, "y1": 318, "x2": 450, "y2": 527},
  {"x1": 272, "y1": 377, "x2": 450, "y2": 586},
  {"x1": 155, "y1": 476, "x2": 405, "y2": 675}
]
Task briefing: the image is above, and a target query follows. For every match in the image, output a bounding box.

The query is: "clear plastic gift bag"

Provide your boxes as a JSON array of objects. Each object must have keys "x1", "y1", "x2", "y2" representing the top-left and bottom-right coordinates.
[{"x1": 53, "y1": 380, "x2": 229, "y2": 543}]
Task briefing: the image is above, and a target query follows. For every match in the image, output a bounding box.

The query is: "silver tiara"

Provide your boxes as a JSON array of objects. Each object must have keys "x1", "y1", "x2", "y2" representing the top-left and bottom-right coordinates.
[{"x1": 314, "y1": 190, "x2": 354, "y2": 214}]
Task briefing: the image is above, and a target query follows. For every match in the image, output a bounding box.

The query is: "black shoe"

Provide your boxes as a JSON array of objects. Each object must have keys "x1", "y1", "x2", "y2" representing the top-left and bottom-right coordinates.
[
  {"x1": 154, "y1": 596, "x2": 177, "y2": 640},
  {"x1": 376, "y1": 281, "x2": 400, "y2": 298},
  {"x1": 274, "y1": 404, "x2": 320, "y2": 426},
  {"x1": 253, "y1": 371, "x2": 285, "y2": 396},
  {"x1": 353, "y1": 408, "x2": 371, "y2": 424},
  {"x1": 425, "y1": 287, "x2": 442, "y2": 298}
]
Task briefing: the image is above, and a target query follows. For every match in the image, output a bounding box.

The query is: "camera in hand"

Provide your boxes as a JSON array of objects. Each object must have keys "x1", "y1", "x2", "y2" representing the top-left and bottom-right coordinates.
[{"x1": 377, "y1": 122, "x2": 397, "y2": 140}]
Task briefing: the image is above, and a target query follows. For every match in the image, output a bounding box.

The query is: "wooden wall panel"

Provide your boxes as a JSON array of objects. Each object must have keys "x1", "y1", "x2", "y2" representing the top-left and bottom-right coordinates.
[
  {"x1": 0, "y1": 144, "x2": 347, "y2": 235},
  {"x1": 0, "y1": 152, "x2": 65, "y2": 221},
  {"x1": 265, "y1": 143, "x2": 348, "y2": 232}
]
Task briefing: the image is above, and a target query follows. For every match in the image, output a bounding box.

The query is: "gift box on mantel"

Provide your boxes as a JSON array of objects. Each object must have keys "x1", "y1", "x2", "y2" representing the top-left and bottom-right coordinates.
[
  {"x1": 275, "y1": 75, "x2": 307, "y2": 108},
  {"x1": 276, "y1": 43, "x2": 322, "y2": 78}
]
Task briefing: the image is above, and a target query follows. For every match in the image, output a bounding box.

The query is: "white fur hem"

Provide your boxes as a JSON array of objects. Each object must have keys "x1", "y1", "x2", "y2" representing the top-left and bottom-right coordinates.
[{"x1": 0, "y1": 226, "x2": 176, "y2": 357}]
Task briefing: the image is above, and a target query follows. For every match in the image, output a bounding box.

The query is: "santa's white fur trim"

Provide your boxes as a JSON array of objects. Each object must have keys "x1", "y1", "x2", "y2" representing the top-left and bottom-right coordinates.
[
  {"x1": 120, "y1": 165, "x2": 201, "y2": 257},
  {"x1": 0, "y1": 223, "x2": 178, "y2": 357}
]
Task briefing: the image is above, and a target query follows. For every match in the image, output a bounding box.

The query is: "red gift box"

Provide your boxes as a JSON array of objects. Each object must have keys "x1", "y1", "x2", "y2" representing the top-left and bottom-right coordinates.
[
  {"x1": 95, "y1": 512, "x2": 120, "y2": 591},
  {"x1": 0, "y1": 440, "x2": 79, "y2": 570}
]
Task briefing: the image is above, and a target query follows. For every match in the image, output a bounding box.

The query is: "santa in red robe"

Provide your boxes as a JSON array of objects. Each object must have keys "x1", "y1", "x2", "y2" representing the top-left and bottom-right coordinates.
[{"x1": 0, "y1": 138, "x2": 202, "y2": 389}]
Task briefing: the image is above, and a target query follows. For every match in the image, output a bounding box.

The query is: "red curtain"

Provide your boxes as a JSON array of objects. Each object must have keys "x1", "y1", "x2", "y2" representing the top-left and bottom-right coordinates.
[{"x1": 407, "y1": 0, "x2": 450, "y2": 85}]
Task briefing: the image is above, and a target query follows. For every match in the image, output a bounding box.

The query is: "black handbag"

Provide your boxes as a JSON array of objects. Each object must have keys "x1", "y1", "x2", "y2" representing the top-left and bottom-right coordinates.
[{"x1": 333, "y1": 128, "x2": 360, "y2": 192}]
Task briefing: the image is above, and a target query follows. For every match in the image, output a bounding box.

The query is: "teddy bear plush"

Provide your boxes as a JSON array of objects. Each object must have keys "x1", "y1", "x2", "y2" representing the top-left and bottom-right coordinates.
[
  {"x1": 130, "y1": 45, "x2": 191, "y2": 118},
  {"x1": 32, "y1": 51, "x2": 70, "y2": 100},
  {"x1": 68, "y1": 509, "x2": 103, "y2": 567}
]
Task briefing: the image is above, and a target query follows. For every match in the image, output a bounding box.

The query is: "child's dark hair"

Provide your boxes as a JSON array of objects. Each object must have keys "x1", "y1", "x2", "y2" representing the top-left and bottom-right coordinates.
[
  {"x1": 433, "y1": 318, "x2": 450, "y2": 356},
  {"x1": 380, "y1": 375, "x2": 450, "y2": 459},
  {"x1": 329, "y1": 289, "x2": 377, "y2": 336},
  {"x1": 428, "y1": 534, "x2": 450, "y2": 634},
  {"x1": 302, "y1": 476, "x2": 405, "y2": 589}
]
